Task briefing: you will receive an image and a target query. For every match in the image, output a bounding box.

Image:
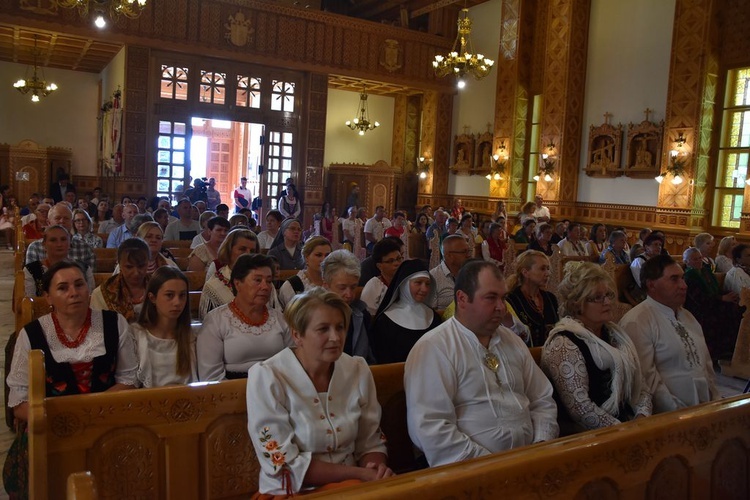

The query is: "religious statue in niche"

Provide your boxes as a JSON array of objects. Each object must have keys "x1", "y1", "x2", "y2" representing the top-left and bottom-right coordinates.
[
  {"x1": 474, "y1": 129, "x2": 494, "y2": 171},
  {"x1": 452, "y1": 131, "x2": 474, "y2": 174},
  {"x1": 584, "y1": 112, "x2": 623, "y2": 178},
  {"x1": 625, "y1": 108, "x2": 664, "y2": 179}
]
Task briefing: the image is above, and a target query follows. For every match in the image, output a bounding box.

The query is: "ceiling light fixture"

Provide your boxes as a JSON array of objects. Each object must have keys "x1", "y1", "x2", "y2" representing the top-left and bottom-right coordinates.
[
  {"x1": 53, "y1": 0, "x2": 148, "y2": 23},
  {"x1": 13, "y1": 36, "x2": 58, "y2": 103},
  {"x1": 433, "y1": 8, "x2": 494, "y2": 89},
  {"x1": 345, "y1": 86, "x2": 380, "y2": 136}
]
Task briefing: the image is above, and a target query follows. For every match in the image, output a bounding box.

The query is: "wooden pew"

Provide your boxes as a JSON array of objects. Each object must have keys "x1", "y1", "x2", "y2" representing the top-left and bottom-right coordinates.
[
  {"x1": 93, "y1": 247, "x2": 116, "y2": 261},
  {"x1": 93, "y1": 270, "x2": 206, "y2": 290},
  {"x1": 306, "y1": 394, "x2": 750, "y2": 499},
  {"x1": 164, "y1": 240, "x2": 193, "y2": 249},
  {"x1": 168, "y1": 247, "x2": 192, "y2": 259}
]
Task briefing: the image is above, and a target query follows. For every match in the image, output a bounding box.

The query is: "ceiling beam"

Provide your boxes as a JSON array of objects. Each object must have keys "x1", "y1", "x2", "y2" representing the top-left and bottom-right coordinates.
[
  {"x1": 72, "y1": 38, "x2": 93, "y2": 71},
  {"x1": 12, "y1": 26, "x2": 20, "y2": 62},
  {"x1": 42, "y1": 33, "x2": 57, "y2": 67},
  {"x1": 411, "y1": 0, "x2": 461, "y2": 18}
]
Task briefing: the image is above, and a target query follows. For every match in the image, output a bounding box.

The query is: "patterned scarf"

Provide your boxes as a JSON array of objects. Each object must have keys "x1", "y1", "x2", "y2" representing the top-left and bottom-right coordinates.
[{"x1": 100, "y1": 273, "x2": 149, "y2": 322}]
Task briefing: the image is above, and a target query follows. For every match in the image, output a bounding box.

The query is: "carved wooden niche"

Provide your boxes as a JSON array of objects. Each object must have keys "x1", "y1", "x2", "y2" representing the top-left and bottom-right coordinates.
[
  {"x1": 625, "y1": 118, "x2": 664, "y2": 179},
  {"x1": 451, "y1": 134, "x2": 475, "y2": 174},
  {"x1": 585, "y1": 116, "x2": 623, "y2": 178},
  {"x1": 474, "y1": 132, "x2": 494, "y2": 172}
]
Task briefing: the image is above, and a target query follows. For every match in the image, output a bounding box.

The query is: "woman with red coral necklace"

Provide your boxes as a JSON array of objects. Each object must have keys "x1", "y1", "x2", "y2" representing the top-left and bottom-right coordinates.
[
  {"x1": 197, "y1": 253, "x2": 291, "y2": 381},
  {"x1": 6, "y1": 261, "x2": 137, "y2": 497}
]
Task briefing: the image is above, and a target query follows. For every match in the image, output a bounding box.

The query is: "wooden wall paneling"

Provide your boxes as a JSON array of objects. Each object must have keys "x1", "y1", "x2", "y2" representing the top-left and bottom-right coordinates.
[
  {"x1": 719, "y1": 0, "x2": 750, "y2": 69},
  {"x1": 418, "y1": 90, "x2": 437, "y2": 196},
  {"x1": 391, "y1": 94, "x2": 407, "y2": 173},
  {"x1": 123, "y1": 46, "x2": 150, "y2": 198}
]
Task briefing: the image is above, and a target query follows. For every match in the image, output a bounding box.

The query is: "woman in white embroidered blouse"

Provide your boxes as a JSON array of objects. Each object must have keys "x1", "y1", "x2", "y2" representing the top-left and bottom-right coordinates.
[
  {"x1": 278, "y1": 236, "x2": 332, "y2": 309},
  {"x1": 199, "y1": 228, "x2": 259, "y2": 319},
  {"x1": 131, "y1": 267, "x2": 198, "y2": 387},
  {"x1": 198, "y1": 253, "x2": 291, "y2": 380},
  {"x1": 541, "y1": 262, "x2": 652, "y2": 433},
  {"x1": 247, "y1": 288, "x2": 392, "y2": 497}
]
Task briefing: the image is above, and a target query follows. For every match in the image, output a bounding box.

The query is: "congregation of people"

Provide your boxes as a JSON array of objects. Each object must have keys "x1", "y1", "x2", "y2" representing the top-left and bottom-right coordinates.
[{"x1": 4, "y1": 178, "x2": 745, "y2": 497}]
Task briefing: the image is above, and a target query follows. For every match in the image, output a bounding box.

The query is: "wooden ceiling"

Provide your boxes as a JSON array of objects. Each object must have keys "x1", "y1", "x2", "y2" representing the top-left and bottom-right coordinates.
[
  {"x1": 0, "y1": 24, "x2": 122, "y2": 73},
  {"x1": 328, "y1": 74, "x2": 425, "y2": 97},
  {"x1": 321, "y1": 0, "x2": 488, "y2": 27}
]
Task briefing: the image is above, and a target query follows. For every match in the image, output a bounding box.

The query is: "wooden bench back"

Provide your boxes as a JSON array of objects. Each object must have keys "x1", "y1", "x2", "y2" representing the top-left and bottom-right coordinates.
[
  {"x1": 28, "y1": 351, "x2": 257, "y2": 500},
  {"x1": 164, "y1": 240, "x2": 193, "y2": 249},
  {"x1": 93, "y1": 270, "x2": 206, "y2": 291},
  {"x1": 303, "y1": 393, "x2": 750, "y2": 499}
]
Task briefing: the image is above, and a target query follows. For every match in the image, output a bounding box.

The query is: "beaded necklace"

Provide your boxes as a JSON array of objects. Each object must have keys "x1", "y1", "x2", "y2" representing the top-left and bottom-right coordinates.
[
  {"x1": 52, "y1": 308, "x2": 92, "y2": 348},
  {"x1": 229, "y1": 300, "x2": 269, "y2": 327}
]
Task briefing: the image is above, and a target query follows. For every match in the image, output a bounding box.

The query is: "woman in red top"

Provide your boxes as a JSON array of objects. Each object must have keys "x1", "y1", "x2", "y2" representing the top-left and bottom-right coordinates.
[
  {"x1": 481, "y1": 223, "x2": 507, "y2": 269},
  {"x1": 22, "y1": 203, "x2": 50, "y2": 240}
]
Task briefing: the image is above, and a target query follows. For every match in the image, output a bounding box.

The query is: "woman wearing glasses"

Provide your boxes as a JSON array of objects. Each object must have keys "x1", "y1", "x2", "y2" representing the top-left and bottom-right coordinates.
[
  {"x1": 71, "y1": 209, "x2": 103, "y2": 249},
  {"x1": 541, "y1": 262, "x2": 652, "y2": 433},
  {"x1": 360, "y1": 238, "x2": 403, "y2": 316}
]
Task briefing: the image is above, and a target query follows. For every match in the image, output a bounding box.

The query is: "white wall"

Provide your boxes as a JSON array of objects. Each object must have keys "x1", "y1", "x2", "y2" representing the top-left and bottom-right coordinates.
[
  {"x1": 324, "y1": 88, "x2": 395, "y2": 166},
  {"x1": 100, "y1": 46, "x2": 126, "y2": 107},
  {"x1": 448, "y1": 0, "x2": 502, "y2": 197},
  {"x1": 0, "y1": 60, "x2": 100, "y2": 176},
  {"x1": 577, "y1": 0, "x2": 676, "y2": 205}
]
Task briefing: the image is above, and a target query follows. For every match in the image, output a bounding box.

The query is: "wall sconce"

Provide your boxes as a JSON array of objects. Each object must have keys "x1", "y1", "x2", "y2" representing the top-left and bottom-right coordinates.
[
  {"x1": 534, "y1": 142, "x2": 556, "y2": 182},
  {"x1": 418, "y1": 155, "x2": 432, "y2": 179},
  {"x1": 486, "y1": 141, "x2": 508, "y2": 180},
  {"x1": 655, "y1": 134, "x2": 687, "y2": 184}
]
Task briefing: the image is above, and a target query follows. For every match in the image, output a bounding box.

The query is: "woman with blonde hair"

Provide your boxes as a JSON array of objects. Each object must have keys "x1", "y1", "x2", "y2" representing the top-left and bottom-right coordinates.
[
  {"x1": 131, "y1": 267, "x2": 197, "y2": 387},
  {"x1": 247, "y1": 288, "x2": 392, "y2": 496},
  {"x1": 694, "y1": 232, "x2": 716, "y2": 271},
  {"x1": 505, "y1": 250, "x2": 559, "y2": 346},
  {"x1": 278, "y1": 236, "x2": 332, "y2": 309},
  {"x1": 715, "y1": 235, "x2": 737, "y2": 273},
  {"x1": 541, "y1": 262, "x2": 652, "y2": 433}
]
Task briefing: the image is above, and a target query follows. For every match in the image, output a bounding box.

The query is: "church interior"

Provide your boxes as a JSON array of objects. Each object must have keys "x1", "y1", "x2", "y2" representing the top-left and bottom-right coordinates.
[{"x1": 1, "y1": 0, "x2": 750, "y2": 498}]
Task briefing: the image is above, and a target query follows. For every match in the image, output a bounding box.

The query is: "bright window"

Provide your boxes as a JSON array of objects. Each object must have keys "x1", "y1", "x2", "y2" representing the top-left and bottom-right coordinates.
[{"x1": 714, "y1": 67, "x2": 750, "y2": 228}]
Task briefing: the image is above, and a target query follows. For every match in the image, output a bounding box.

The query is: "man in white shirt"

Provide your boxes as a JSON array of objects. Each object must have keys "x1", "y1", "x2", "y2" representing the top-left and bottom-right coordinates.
[
  {"x1": 724, "y1": 243, "x2": 750, "y2": 294},
  {"x1": 630, "y1": 233, "x2": 664, "y2": 287},
  {"x1": 557, "y1": 222, "x2": 588, "y2": 257},
  {"x1": 429, "y1": 234, "x2": 471, "y2": 310},
  {"x1": 405, "y1": 260, "x2": 558, "y2": 467},
  {"x1": 233, "y1": 177, "x2": 252, "y2": 213},
  {"x1": 164, "y1": 199, "x2": 202, "y2": 241},
  {"x1": 620, "y1": 255, "x2": 718, "y2": 414},
  {"x1": 533, "y1": 195, "x2": 551, "y2": 222},
  {"x1": 106, "y1": 203, "x2": 138, "y2": 248},
  {"x1": 364, "y1": 205, "x2": 391, "y2": 253}
]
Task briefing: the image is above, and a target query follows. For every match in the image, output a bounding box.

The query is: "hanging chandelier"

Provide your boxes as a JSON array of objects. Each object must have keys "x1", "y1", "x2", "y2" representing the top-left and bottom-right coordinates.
[
  {"x1": 53, "y1": 0, "x2": 148, "y2": 27},
  {"x1": 13, "y1": 36, "x2": 58, "y2": 103},
  {"x1": 345, "y1": 86, "x2": 380, "y2": 136},
  {"x1": 433, "y1": 8, "x2": 494, "y2": 89}
]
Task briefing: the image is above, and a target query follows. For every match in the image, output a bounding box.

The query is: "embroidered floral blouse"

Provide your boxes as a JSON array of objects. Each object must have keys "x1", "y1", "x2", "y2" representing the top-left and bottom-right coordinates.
[
  {"x1": 196, "y1": 304, "x2": 291, "y2": 381},
  {"x1": 247, "y1": 348, "x2": 387, "y2": 495}
]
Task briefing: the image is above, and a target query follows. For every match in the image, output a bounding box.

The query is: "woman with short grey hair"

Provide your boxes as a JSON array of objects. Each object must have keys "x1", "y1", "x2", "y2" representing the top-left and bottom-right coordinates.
[{"x1": 322, "y1": 249, "x2": 375, "y2": 363}]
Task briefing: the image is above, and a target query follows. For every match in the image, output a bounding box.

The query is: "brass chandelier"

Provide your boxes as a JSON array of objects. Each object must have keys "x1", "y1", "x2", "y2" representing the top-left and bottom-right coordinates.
[
  {"x1": 54, "y1": 0, "x2": 148, "y2": 25},
  {"x1": 433, "y1": 8, "x2": 494, "y2": 89},
  {"x1": 13, "y1": 36, "x2": 58, "y2": 103},
  {"x1": 345, "y1": 86, "x2": 380, "y2": 136}
]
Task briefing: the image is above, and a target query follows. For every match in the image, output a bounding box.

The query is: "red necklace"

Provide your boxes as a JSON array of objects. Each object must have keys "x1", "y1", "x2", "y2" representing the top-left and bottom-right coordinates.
[
  {"x1": 216, "y1": 266, "x2": 232, "y2": 289},
  {"x1": 229, "y1": 300, "x2": 269, "y2": 327},
  {"x1": 52, "y1": 308, "x2": 92, "y2": 348}
]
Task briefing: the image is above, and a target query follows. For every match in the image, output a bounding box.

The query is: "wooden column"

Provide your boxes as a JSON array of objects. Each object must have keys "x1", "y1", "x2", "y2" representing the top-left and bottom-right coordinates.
[
  {"x1": 539, "y1": 0, "x2": 591, "y2": 204},
  {"x1": 300, "y1": 73, "x2": 328, "y2": 227},
  {"x1": 657, "y1": 0, "x2": 719, "y2": 237},
  {"x1": 417, "y1": 90, "x2": 452, "y2": 208},
  {"x1": 493, "y1": 0, "x2": 537, "y2": 205}
]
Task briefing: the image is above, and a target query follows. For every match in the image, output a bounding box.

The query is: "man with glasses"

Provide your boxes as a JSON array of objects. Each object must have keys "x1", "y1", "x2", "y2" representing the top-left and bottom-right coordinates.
[
  {"x1": 106, "y1": 203, "x2": 139, "y2": 248},
  {"x1": 430, "y1": 234, "x2": 471, "y2": 310},
  {"x1": 619, "y1": 255, "x2": 718, "y2": 414}
]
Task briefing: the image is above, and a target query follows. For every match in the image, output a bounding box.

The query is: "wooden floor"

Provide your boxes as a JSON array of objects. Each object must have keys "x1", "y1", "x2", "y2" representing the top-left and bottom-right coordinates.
[{"x1": 0, "y1": 249, "x2": 745, "y2": 497}]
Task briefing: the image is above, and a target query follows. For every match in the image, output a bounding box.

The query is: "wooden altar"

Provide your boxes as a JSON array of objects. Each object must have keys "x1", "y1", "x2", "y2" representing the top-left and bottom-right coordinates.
[
  {"x1": 0, "y1": 140, "x2": 72, "y2": 203},
  {"x1": 326, "y1": 161, "x2": 401, "y2": 217}
]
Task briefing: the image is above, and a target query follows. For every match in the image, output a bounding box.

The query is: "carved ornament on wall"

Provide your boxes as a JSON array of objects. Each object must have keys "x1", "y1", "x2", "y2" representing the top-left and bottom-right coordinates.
[
  {"x1": 625, "y1": 110, "x2": 664, "y2": 179},
  {"x1": 379, "y1": 39, "x2": 403, "y2": 73},
  {"x1": 584, "y1": 113, "x2": 623, "y2": 178},
  {"x1": 225, "y1": 11, "x2": 255, "y2": 47}
]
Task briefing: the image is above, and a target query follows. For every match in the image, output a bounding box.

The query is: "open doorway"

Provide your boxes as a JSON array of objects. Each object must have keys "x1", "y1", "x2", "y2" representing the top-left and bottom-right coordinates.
[{"x1": 189, "y1": 117, "x2": 264, "y2": 211}]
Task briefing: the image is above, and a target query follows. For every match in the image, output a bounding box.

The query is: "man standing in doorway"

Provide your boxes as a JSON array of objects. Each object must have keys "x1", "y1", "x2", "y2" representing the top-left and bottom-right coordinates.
[{"x1": 234, "y1": 177, "x2": 251, "y2": 213}]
